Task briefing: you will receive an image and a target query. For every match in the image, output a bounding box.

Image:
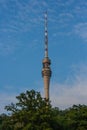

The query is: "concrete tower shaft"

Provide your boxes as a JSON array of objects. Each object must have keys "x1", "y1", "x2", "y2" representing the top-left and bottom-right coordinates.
[
  {"x1": 42, "y1": 12, "x2": 52, "y2": 100},
  {"x1": 42, "y1": 57, "x2": 52, "y2": 100}
]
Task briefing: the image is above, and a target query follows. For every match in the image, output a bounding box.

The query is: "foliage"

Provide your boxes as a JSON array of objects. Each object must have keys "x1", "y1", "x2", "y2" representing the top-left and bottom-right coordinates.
[
  {"x1": 1, "y1": 90, "x2": 60, "y2": 130},
  {"x1": 0, "y1": 90, "x2": 87, "y2": 130},
  {"x1": 59, "y1": 104, "x2": 87, "y2": 130}
]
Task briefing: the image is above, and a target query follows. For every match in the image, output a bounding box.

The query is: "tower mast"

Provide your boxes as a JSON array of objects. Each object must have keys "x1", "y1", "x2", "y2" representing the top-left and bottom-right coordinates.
[
  {"x1": 44, "y1": 11, "x2": 48, "y2": 58},
  {"x1": 42, "y1": 12, "x2": 52, "y2": 101}
]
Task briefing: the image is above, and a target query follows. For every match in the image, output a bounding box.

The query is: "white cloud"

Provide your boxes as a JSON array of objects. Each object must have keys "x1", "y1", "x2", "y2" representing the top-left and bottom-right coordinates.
[
  {"x1": 1, "y1": 0, "x2": 87, "y2": 39},
  {"x1": 59, "y1": 13, "x2": 74, "y2": 19},
  {"x1": 74, "y1": 23, "x2": 87, "y2": 41},
  {"x1": 0, "y1": 43, "x2": 14, "y2": 55},
  {"x1": 54, "y1": 0, "x2": 74, "y2": 7},
  {"x1": 0, "y1": 0, "x2": 44, "y2": 33},
  {"x1": 50, "y1": 64, "x2": 87, "y2": 109},
  {"x1": 0, "y1": 64, "x2": 87, "y2": 113},
  {"x1": 0, "y1": 93, "x2": 17, "y2": 114},
  {"x1": 0, "y1": 41, "x2": 20, "y2": 56},
  {"x1": 0, "y1": 85, "x2": 30, "y2": 114}
]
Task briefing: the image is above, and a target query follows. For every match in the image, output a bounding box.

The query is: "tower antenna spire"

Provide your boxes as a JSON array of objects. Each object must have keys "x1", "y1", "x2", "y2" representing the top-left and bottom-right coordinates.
[{"x1": 44, "y1": 11, "x2": 48, "y2": 58}]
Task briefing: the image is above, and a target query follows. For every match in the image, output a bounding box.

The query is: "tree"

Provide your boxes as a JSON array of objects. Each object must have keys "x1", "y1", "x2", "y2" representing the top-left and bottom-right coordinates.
[
  {"x1": 2, "y1": 90, "x2": 87, "y2": 130},
  {"x1": 4, "y1": 90, "x2": 60, "y2": 130},
  {"x1": 60, "y1": 105, "x2": 87, "y2": 130}
]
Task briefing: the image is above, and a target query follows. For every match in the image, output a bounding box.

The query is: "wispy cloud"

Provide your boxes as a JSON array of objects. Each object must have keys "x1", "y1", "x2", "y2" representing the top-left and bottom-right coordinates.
[
  {"x1": 74, "y1": 23, "x2": 87, "y2": 42},
  {"x1": 0, "y1": 93, "x2": 17, "y2": 113},
  {"x1": 0, "y1": 0, "x2": 87, "y2": 39},
  {"x1": 0, "y1": 1, "x2": 87, "y2": 68},
  {"x1": 0, "y1": 64, "x2": 87, "y2": 113},
  {"x1": 0, "y1": 0, "x2": 43, "y2": 33},
  {"x1": 0, "y1": 85, "x2": 30, "y2": 113},
  {"x1": 0, "y1": 38, "x2": 21, "y2": 56},
  {"x1": 0, "y1": 43, "x2": 15, "y2": 55},
  {"x1": 50, "y1": 64, "x2": 87, "y2": 109}
]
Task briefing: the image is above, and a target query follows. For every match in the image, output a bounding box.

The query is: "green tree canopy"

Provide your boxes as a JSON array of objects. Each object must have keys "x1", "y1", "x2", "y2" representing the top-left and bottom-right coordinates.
[
  {"x1": 1, "y1": 90, "x2": 87, "y2": 130},
  {"x1": 2, "y1": 90, "x2": 60, "y2": 130}
]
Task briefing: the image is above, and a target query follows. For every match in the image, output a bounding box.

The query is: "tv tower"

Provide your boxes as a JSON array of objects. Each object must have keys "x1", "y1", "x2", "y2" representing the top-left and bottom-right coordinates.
[{"x1": 42, "y1": 12, "x2": 52, "y2": 100}]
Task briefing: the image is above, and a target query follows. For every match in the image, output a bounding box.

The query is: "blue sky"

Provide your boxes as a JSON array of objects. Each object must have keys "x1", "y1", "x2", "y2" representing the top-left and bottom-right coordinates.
[{"x1": 0, "y1": 0, "x2": 87, "y2": 113}]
